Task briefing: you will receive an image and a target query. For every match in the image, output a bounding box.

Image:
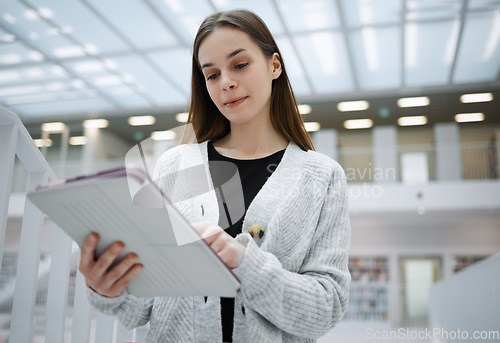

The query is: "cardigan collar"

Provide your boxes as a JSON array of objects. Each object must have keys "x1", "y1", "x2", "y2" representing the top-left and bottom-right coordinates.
[{"x1": 198, "y1": 140, "x2": 307, "y2": 248}]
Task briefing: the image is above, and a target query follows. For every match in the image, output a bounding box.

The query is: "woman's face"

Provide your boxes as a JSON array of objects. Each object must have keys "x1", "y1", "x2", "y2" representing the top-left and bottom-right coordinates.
[{"x1": 198, "y1": 27, "x2": 281, "y2": 126}]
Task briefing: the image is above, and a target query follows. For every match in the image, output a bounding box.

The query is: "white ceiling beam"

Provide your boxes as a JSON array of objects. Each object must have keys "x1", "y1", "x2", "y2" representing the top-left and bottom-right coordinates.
[
  {"x1": 401, "y1": 0, "x2": 407, "y2": 89},
  {"x1": 270, "y1": 0, "x2": 316, "y2": 94},
  {"x1": 334, "y1": 0, "x2": 360, "y2": 91},
  {"x1": 447, "y1": 0, "x2": 469, "y2": 85}
]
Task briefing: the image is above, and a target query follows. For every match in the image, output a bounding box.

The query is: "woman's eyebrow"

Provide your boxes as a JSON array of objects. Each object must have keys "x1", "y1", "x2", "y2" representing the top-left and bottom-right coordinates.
[{"x1": 200, "y1": 48, "x2": 247, "y2": 69}]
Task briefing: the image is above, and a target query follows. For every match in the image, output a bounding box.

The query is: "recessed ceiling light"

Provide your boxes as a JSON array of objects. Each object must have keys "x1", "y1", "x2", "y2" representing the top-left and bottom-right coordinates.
[
  {"x1": 24, "y1": 67, "x2": 44, "y2": 78},
  {"x1": 93, "y1": 75, "x2": 122, "y2": 87},
  {"x1": 41, "y1": 122, "x2": 65, "y2": 133},
  {"x1": 298, "y1": 104, "x2": 311, "y2": 115},
  {"x1": 0, "y1": 70, "x2": 21, "y2": 82},
  {"x1": 104, "y1": 59, "x2": 118, "y2": 70},
  {"x1": 0, "y1": 84, "x2": 43, "y2": 97},
  {"x1": 176, "y1": 112, "x2": 189, "y2": 123},
  {"x1": 128, "y1": 115, "x2": 156, "y2": 126},
  {"x1": 455, "y1": 113, "x2": 484, "y2": 123},
  {"x1": 460, "y1": 93, "x2": 493, "y2": 103},
  {"x1": 29, "y1": 50, "x2": 44, "y2": 61},
  {"x1": 397, "y1": 96, "x2": 430, "y2": 108},
  {"x1": 2, "y1": 13, "x2": 16, "y2": 24},
  {"x1": 60, "y1": 26, "x2": 73, "y2": 34},
  {"x1": 2, "y1": 34, "x2": 16, "y2": 42},
  {"x1": 74, "y1": 61, "x2": 104, "y2": 73},
  {"x1": 337, "y1": 100, "x2": 369, "y2": 112},
  {"x1": 69, "y1": 136, "x2": 88, "y2": 145},
  {"x1": 122, "y1": 74, "x2": 135, "y2": 84},
  {"x1": 45, "y1": 81, "x2": 65, "y2": 91},
  {"x1": 304, "y1": 122, "x2": 320, "y2": 132},
  {"x1": 84, "y1": 44, "x2": 99, "y2": 55},
  {"x1": 34, "y1": 138, "x2": 52, "y2": 148},
  {"x1": 71, "y1": 79, "x2": 85, "y2": 89},
  {"x1": 29, "y1": 32, "x2": 39, "y2": 40},
  {"x1": 344, "y1": 119, "x2": 373, "y2": 129},
  {"x1": 53, "y1": 46, "x2": 85, "y2": 58},
  {"x1": 397, "y1": 116, "x2": 428, "y2": 126},
  {"x1": 83, "y1": 119, "x2": 108, "y2": 129},
  {"x1": 151, "y1": 130, "x2": 177, "y2": 141},
  {"x1": 38, "y1": 7, "x2": 54, "y2": 19},
  {"x1": 1, "y1": 53, "x2": 22, "y2": 64}
]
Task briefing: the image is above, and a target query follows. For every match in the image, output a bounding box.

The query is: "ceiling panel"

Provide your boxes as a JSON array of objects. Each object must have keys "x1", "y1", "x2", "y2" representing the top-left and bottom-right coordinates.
[
  {"x1": 0, "y1": 62, "x2": 69, "y2": 86},
  {"x1": 8, "y1": 96, "x2": 114, "y2": 117},
  {"x1": 351, "y1": 25, "x2": 400, "y2": 90},
  {"x1": 276, "y1": 0, "x2": 341, "y2": 33},
  {"x1": 294, "y1": 31, "x2": 354, "y2": 94},
  {"x1": 405, "y1": 0, "x2": 461, "y2": 21},
  {"x1": 406, "y1": 20, "x2": 458, "y2": 87},
  {"x1": 275, "y1": 36, "x2": 311, "y2": 96},
  {"x1": 146, "y1": 47, "x2": 192, "y2": 95},
  {"x1": 111, "y1": 54, "x2": 186, "y2": 106},
  {"x1": 0, "y1": 0, "x2": 81, "y2": 59},
  {"x1": 0, "y1": 40, "x2": 35, "y2": 65},
  {"x1": 454, "y1": 10, "x2": 500, "y2": 83},
  {"x1": 468, "y1": 0, "x2": 500, "y2": 10},
  {"x1": 24, "y1": 0, "x2": 131, "y2": 55},
  {"x1": 85, "y1": 0, "x2": 179, "y2": 50},
  {"x1": 148, "y1": 0, "x2": 213, "y2": 44},
  {"x1": 341, "y1": 0, "x2": 401, "y2": 27},
  {"x1": 212, "y1": 0, "x2": 285, "y2": 36}
]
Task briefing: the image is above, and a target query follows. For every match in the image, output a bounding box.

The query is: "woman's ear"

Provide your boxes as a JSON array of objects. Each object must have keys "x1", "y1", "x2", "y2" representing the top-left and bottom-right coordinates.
[{"x1": 271, "y1": 52, "x2": 282, "y2": 80}]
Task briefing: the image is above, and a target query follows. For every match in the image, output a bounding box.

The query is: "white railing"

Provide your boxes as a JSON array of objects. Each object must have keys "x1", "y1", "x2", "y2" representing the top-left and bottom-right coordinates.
[
  {"x1": 338, "y1": 142, "x2": 498, "y2": 183},
  {"x1": 0, "y1": 107, "x2": 147, "y2": 343}
]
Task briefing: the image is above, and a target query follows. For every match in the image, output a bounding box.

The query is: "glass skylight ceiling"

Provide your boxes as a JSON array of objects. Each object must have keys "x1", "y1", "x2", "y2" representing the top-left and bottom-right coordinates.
[{"x1": 0, "y1": 0, "x2": 499, "y2": 119}]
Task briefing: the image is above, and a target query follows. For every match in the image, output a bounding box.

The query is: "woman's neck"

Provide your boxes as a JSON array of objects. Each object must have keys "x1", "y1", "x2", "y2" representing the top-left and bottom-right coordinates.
[{"x1": 213, "y1": 122, "x2": 289, "y2": 160}]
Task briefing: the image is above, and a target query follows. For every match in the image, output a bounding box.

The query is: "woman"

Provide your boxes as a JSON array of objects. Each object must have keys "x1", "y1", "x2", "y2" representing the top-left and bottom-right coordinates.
[{"x1": 79, "y1": 9, "x2": 351, "y2": 343}]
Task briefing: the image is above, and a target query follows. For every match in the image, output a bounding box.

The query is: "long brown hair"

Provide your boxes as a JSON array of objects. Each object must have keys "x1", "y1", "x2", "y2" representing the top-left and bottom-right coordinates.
[{"x1": 183, "y1": 9, "x2": 314, "y2": 151}]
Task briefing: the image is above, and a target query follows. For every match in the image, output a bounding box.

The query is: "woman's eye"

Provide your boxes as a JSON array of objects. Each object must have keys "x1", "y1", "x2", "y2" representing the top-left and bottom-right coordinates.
[
  {"x1": 235, "y1": 63, "x2": 248, "y2": 70},
  {"x1": 207, "y1": 73, "x2": 219, "y2": 81}
]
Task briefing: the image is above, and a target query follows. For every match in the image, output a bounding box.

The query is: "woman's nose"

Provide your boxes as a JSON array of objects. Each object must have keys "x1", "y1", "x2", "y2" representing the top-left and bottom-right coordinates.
[{"x1": 221, "y1": 75, "x2": 236, "y2": 91}]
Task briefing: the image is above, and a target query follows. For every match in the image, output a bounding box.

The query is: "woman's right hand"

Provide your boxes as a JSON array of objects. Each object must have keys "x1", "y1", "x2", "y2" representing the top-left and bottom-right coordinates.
[{"x1": 78, "y1": 232, "x2": 144, "y2": 298}]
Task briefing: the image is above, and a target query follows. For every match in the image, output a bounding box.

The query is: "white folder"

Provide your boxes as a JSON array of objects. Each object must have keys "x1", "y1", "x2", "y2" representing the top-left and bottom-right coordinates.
[{"x1": 27, "y1": 167, "x2": 240, "y2": 298}]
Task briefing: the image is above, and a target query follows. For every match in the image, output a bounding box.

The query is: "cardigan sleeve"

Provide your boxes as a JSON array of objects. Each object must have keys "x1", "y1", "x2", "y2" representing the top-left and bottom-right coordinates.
[
  {"x1": 86, "y1": 288, "x2": 154, "y2": 329},
  {"x1": 232, "y1": 161, "x2": 351, "y2": 339}
]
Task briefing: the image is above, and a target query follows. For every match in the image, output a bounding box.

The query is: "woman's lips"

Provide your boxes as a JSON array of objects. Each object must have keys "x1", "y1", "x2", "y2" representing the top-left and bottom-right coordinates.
[{"x1": 225, "y1": 96, "x2": 248, "y2": 108}]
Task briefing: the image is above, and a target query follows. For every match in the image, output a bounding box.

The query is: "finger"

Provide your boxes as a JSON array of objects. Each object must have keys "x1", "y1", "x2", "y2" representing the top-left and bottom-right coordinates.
[
  {"x1": 200, "y1": 225, "x2": 224, "y2": 242},
  {"x1": 91, "y1": 241, "x2": 125, "y2": 278},
  {"x1": 79, "y1": 232, "x2": 99, "y2": 275},
  {"x1": 208, "y1": 232, "x2": 232, "y2": 253},
  {"x1": 100, "y1": 252, "x2": 139, "y2": 290},
  {"x1": 108, "y1": 264, "x2": 144, "y2": 297},
  {"x1": 192, "y1": 221, "x2": 214, "y2": 236}
]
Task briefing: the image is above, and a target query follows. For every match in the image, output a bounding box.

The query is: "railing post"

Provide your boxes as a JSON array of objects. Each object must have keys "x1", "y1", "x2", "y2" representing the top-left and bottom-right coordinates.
[
  {"x1": 10, "y1": 171, "x2": 47, "y2": 343},
  {"x1": 95, "y1": 312, "x2": 116, "y2": 343},
  {"x1": 0, "y1": 120, "x2": 17, "y2": 273},
  {"x1": 312, "y1": 129, "x2": 338, "y2": 161},
  {"x1": 45, "y1": 226, "x2": 74, "y2": 343},
  {"x1": 71, "y1": 253, "x2": 92, "y2": 343}
]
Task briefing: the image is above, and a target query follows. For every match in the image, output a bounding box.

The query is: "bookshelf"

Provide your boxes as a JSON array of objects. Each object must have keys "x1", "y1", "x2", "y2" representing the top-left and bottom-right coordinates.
[
  {"x1": 344, "y1": 256, "x2": 390, "y2": 323},
  {"x1": 453, "y1": 255, "x2": 487, "y2": 273}
]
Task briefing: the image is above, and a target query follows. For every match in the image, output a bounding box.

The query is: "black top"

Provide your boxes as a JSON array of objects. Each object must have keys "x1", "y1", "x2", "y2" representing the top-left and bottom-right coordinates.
[{"x1": 207, "y1": 140, "x2": 285, "y2": 342}]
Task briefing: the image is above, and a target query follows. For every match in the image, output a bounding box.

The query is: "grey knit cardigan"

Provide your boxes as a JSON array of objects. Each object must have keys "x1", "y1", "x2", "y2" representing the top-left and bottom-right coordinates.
[{"x1": 86, "y1": 140, "x2": 351, "y2": 342}]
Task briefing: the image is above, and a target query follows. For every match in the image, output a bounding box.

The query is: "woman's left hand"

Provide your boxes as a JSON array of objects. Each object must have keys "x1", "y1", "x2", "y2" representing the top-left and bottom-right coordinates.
[{"x1": 192, "y1": 222, "x2": 246, "y2": 269}]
